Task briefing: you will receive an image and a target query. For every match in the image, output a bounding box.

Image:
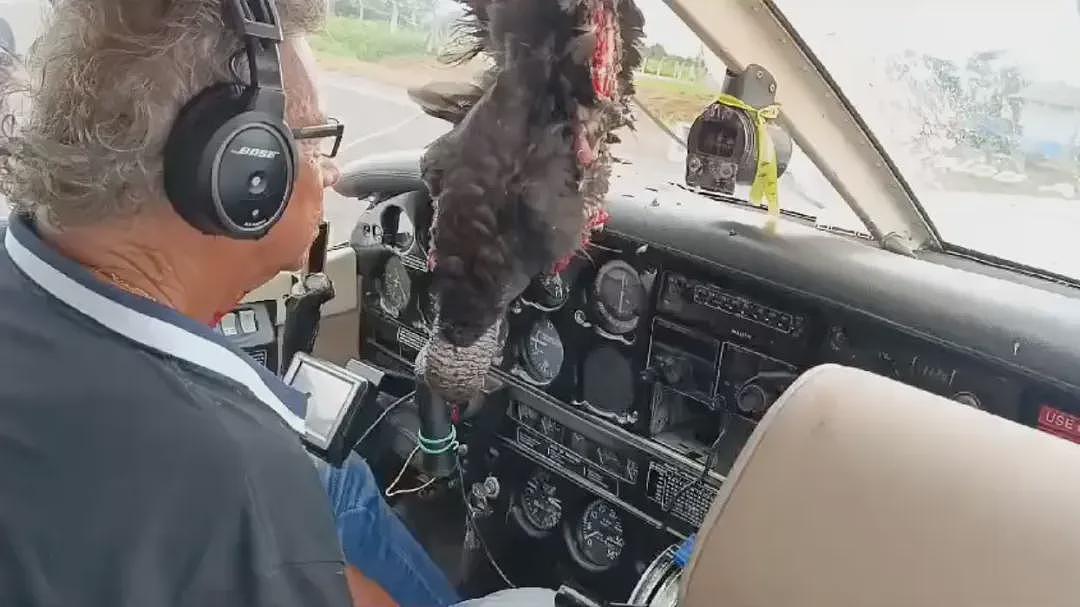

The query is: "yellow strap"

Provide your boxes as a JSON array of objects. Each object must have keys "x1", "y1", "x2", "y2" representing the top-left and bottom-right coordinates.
[{"x1": 713, "y1": 93, "x2": 782, "y2": 216}]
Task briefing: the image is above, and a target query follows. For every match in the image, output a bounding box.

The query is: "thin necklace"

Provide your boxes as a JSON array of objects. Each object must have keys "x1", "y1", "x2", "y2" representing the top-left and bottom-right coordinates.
[{"x1": 89, "y1": 268, "x2": 159, "y2": 304}]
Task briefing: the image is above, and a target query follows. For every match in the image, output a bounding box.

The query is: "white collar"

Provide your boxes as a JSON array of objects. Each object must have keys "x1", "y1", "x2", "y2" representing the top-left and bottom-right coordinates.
[{"x1": 4, "y1": 217, "x2": 306, "y2": 433}]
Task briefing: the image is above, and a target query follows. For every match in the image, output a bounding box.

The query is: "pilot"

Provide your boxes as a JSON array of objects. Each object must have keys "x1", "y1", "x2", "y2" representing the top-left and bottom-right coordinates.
[{"x1": 0, "y1": 1, "x2": 458, "y2": 606}]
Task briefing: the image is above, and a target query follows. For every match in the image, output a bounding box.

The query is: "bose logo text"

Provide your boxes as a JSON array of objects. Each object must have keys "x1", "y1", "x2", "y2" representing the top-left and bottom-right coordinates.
[{"x1": 230, "y1": 147, "x2": 280, "y2": 159}]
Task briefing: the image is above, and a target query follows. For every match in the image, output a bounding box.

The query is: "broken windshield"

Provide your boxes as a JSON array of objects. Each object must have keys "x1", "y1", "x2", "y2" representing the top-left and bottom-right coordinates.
[{"x1": 773, "y1": 0, "x2": 1080, "y2": 279}]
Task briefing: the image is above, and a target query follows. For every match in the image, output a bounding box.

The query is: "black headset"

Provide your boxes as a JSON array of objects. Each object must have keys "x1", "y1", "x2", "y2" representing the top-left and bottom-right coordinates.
[{"x1": 164, "y1": 0, "x2": 296, "y2": 240}]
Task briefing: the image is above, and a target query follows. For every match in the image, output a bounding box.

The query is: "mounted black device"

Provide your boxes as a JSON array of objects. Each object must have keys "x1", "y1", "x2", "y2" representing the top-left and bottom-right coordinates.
[
  {"x1": 164, "y1": 0, "x2": 297, "y2": 239},
  {"x1": 685, "y1": 64, "x2": 793, "y2": 197},
  {"x1": 285, "y1": 353, "x2": 379, "y2": 466}
]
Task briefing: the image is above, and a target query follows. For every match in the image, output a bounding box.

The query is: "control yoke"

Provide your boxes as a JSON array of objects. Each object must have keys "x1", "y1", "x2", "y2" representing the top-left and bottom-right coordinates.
[{"x1": 415, "y1": 381, "x2": 459, "y2": 479}]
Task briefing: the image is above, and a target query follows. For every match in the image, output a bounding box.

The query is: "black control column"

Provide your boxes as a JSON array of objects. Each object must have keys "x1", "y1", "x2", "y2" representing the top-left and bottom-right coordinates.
[{"x1": 281, "y1": 222, "x2": 335, "y2": 371}]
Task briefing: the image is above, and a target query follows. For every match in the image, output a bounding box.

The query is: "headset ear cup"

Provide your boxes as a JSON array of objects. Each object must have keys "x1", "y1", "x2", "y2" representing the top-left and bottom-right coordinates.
[
  {"x1": 165, "y1": 84, "x2": 296, "y2": 239},
  {"x1": 165, "y1": 85, "x2": 237, "y2": 236}
]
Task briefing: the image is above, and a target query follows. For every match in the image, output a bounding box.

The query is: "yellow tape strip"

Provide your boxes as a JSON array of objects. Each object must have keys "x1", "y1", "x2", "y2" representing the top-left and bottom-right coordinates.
[{"x1": 713, "y1": 93, "x2": 781, "y2": 216}]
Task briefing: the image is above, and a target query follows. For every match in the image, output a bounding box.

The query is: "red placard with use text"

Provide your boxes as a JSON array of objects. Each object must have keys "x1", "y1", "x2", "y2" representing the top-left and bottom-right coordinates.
[{"x1": 1038, "y1": 405, "x2": 1080, "y2": 445}]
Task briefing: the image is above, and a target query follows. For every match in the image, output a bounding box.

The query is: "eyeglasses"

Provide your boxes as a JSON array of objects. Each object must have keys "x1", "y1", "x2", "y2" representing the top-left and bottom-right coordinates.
[{"x1": 292, "y1": 117, "x2": 344, "y2": 159}]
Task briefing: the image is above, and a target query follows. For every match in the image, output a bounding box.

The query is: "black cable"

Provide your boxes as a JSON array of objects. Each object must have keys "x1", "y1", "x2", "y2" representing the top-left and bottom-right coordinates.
[
  {"x1": 663, "y1": 413, "x2": 729, "y2": 514},
  {"x1": 356, "y1": 390, "x2": 416, "y2": 447},
  {"x1": 456, "y1": 455, "x2": 516, "y2": 589}
]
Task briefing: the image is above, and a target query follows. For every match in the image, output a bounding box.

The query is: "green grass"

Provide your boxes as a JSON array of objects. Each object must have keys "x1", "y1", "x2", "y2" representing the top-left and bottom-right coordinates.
[
  {"x1": 636, "y1": 75, "x2": 716, "y2": 98},
  {"x1": 311, "y1": 17, "x2": 430, "y2": 62},
  {"x1": 634, "y1": 74, "x2": 717, "y2": 125}
]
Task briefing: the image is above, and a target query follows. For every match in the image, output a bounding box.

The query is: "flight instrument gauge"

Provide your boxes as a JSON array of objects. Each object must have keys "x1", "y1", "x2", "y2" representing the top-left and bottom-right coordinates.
[
  {"x1": 569, "y1": 499, "x2": 626, "y2": 572},
  {"x1": 516, "y1": 471, "x2": 563, "y2": 535},
  {"x1": 520, "y1": 317, "x2": 564, "y2": 384},
  {"x1": 524, "y1": 273, "x2": 571, "y2": 310},
  {"x1": 377, "y1": 256, "x2": 411, "y2": 317},
  {"x1": 593, "y1": 260, "x2": 646, "y2": 335}
]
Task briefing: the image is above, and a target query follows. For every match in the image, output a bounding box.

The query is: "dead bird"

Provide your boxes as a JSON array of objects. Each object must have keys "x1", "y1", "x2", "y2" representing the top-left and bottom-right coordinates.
[
  {"x1": 414, "y1": 0, "x2": 644, "y2": 402},
  {"x1": 421, "y1": 0, "x2": 643, "y2": 347}
]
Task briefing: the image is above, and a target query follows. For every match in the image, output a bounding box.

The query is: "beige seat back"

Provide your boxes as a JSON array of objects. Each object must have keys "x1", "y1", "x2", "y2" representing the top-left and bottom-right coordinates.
[{"x1": 680, "y1": 364, "x2": 1080, "y2": 607}]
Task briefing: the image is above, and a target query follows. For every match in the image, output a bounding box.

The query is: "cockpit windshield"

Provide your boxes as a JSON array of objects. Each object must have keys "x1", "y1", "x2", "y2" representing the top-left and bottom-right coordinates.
[
  {"x1": 773, "y1": 0, "x2": 1080, "y2": 278},
  {"x1": 22, "y1": 0, "x2": 1075, "y2": 259},
  {"x1": 597, "y1": 0, "x2": 863, "y2": 231},
  {"x1": 1, "y1": 0, "x2": 867, "y2": 237}
]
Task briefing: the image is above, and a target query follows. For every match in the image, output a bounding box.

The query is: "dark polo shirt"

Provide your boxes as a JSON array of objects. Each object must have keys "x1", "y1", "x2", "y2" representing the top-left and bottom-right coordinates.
[{"x1": 0, "y1": 216, "x2": 351, "y2": 607}]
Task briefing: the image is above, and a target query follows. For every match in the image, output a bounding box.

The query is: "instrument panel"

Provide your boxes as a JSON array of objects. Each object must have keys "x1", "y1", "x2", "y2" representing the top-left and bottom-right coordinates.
[
  {"x1": 349, "y1": 188, "x2": 1076, "y2": 603},
  {"x1": 358, "y1": 217, "x2": 1038, "y2": 534}
]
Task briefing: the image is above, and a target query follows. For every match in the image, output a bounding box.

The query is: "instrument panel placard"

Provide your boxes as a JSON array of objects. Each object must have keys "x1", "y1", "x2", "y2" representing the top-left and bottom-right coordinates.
[
  {"x1": 1037, "y1": 405, "x2": 1080, "y2": 445},
  {"x1": 512, "y1": 403, "x2": 628, "y2": 496},
  {"x1": 645, "y1": 460, "x2": 720, "y2": 527}
]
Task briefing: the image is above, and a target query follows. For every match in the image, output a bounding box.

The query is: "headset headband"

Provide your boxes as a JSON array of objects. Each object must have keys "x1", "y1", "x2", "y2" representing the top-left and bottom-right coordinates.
[{"x1": 224, "y1": 0, "x2": 284, "y2": 92}]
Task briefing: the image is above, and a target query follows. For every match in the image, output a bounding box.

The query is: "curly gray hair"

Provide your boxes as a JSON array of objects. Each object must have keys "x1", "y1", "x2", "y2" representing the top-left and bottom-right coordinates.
[{"x1": 0, "y1": 0, "x2": 325, "y2": 227}]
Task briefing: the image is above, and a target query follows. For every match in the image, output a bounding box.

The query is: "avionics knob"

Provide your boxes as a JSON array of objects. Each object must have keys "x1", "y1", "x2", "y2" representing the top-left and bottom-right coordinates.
[
  {"x1": 736, "y1": 383, "x2": 771, "y2": 416},
  {"x1": 952, "y1": 391, "x2": 981, "y2": 409}
]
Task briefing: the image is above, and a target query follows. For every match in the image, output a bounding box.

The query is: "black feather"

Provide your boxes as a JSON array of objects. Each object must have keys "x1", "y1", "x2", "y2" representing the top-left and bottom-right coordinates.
[
  {"x1": 440, "y1": 0, "x2": 495, "y2": 65},
  {"x1": 425, "y1": 0, "x2": 584, "y2": 346},
  {"x1": 617, "y1": 0, "x2": 645, "y2": 94}
]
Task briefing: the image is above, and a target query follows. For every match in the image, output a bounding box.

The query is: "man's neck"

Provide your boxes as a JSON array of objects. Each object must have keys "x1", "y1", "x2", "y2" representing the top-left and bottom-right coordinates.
[{"x1": 37, "y1": 211, "x2": 251, "y2": 325}]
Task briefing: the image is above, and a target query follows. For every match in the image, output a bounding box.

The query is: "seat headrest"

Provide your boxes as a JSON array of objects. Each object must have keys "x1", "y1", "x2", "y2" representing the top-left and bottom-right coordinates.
[{"x1": 681, "y1": 364, "x2": 1080, "y2": 607}]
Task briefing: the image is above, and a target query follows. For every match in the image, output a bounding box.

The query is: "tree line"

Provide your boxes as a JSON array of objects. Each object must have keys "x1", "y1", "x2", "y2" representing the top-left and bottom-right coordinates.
[
  {"x1": 641, "y1": 42, "x2": 706, "y2": 82},
  {"x1": 332, "y1": 0, "x2": 438, "y2": 31}
]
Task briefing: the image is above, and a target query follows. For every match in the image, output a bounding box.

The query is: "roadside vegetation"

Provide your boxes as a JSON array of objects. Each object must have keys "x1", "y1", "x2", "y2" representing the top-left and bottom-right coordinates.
[
  {"x1": 311, "y1": 17, "x2": 429, "y2": 62},
  {"x1": 633, "y1": 75, "x2": 715, "y2": 126},
  {"x1": 312, "y1": 14, "x2": 719, "y2": 127}
]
